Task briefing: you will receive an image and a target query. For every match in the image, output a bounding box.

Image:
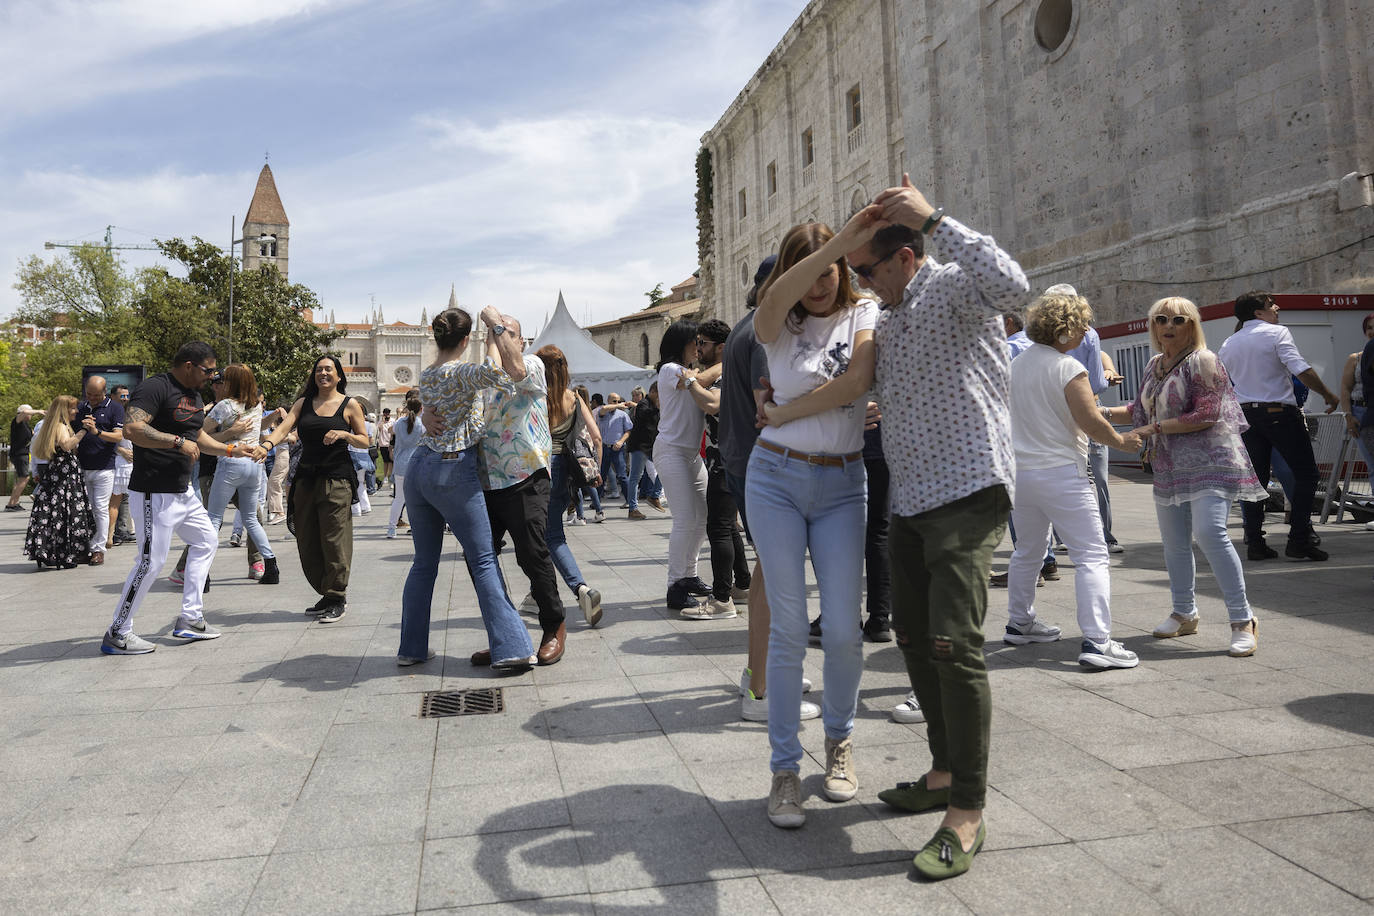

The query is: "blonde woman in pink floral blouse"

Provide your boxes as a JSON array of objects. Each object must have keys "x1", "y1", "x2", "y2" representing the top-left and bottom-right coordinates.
[{"x1": 1102, "y1": 297, "x2": 1266, "y2": 657}]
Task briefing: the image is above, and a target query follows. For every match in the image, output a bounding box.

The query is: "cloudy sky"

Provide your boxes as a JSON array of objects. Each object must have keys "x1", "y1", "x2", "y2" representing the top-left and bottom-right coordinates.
[{"x1": 0, "y1": 0, "x2": 804, "y2": 331}]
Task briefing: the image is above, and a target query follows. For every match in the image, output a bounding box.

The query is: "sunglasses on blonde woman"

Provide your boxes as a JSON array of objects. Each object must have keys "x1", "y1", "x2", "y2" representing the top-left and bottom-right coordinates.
[{"x1": 1153, "y1": 314, "x2": 1190, "y2": 327}]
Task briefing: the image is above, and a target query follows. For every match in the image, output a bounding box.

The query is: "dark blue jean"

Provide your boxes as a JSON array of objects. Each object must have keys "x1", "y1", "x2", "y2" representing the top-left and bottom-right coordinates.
[{"x1": 546, "y1": 452, "x2": 588, "y2": 597}]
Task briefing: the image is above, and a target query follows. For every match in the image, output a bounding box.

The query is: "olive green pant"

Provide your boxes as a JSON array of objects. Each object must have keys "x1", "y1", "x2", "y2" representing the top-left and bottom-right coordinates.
[
  {"x1": 890, "y1": 485, "x2": 1009, "y2": 811},
  {"x1": 292, "y1": 477, "x2": 354, "y2": 600}
]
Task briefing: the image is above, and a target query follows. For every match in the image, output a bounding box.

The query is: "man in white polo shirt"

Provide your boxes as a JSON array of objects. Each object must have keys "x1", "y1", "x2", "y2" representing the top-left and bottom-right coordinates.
[{"x1": 1217, "y1": 291, "x2": 1338, "y2": 561}]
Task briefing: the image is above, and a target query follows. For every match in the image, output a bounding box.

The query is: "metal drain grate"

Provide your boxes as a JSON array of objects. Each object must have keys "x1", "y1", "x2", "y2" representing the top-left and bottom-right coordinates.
[{"x1": 420, "y1": 688, "x2": 504, "y2": 718}]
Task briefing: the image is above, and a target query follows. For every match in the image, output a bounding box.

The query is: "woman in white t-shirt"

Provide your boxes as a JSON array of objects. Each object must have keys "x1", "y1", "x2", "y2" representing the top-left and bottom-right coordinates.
[
  {"x1": 203, "y1": 364, "x2": 279, "y2": 584},
  {"x1": 1003, "y1": 292, "x2": 1142, "y2": 668},
  {"x1": 746, "y1": 216, "x2": 879, "y2": 830},
  {"x1": 654, "y1": 320, "x2": 715, "y2": 613}
]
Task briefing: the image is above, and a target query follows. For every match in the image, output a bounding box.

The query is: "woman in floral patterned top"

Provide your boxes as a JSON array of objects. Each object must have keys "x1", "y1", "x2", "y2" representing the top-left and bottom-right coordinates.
[
  {"x1": 397, "y1": 306, "x2": 535, "y2": 670},
  {"x1": 1103, "y1": 297, "x2": 1265, "y2": 657}
]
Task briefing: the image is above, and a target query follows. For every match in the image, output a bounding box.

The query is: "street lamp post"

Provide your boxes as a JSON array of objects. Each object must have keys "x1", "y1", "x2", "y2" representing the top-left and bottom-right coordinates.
[{"x1": 227, "y1": 215, "x2": 271, "y2": 364}]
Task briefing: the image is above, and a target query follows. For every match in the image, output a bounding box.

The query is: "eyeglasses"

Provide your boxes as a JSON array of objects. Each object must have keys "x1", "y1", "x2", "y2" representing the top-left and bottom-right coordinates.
[
  {"x1": 1152, "y1": 314, "x2": 1191, "y2": 327},
  {"x1": 193, "y1": 363, "x2": 217, "y2": 377},
  {"x1": 851, "y1": 247, "x2": 903, "y2": 281}
]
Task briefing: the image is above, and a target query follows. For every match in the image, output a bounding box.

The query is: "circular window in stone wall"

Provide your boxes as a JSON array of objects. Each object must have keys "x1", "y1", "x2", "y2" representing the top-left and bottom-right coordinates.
[
  {"x1": 1034, "y1": 0, "x2": 1075, "y2": 54},
  {"x1": 394, "y1": 366, "x2": 412, "y2": 385},
  {"x1": 741, "y1": 259, "x2": 751, "y2": 289}
]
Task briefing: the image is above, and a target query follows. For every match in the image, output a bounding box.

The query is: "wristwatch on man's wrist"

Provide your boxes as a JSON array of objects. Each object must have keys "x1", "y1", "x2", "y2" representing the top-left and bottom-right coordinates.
[{"x1": 491, "y1": 324, "x2": 506, "y2": 336}]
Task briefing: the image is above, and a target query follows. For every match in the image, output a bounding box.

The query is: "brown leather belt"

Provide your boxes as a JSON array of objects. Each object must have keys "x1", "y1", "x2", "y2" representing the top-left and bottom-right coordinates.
[{"x1": 757, "y1": 439, "x2": 863, "y2": 467}]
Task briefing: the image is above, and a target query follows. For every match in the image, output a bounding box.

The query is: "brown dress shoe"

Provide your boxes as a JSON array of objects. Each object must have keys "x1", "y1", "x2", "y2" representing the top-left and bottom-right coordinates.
[
  {"x1": 537, "y1": 623, "x2": 566, "y2": 665},
  {"x1": 89, "y1": 551, "x2": 105, "y2": 566},
  {"x1": 470, "y1": 648, "x2": 492, "y2": 666}
]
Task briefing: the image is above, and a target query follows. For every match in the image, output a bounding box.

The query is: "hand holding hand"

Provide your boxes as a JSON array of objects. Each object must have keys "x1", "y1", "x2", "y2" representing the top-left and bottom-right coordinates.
[
  {"x1": 81, "y1": 416, "x2": 98, "y2": 433},
  {"x1": 837, "y1": 202, "x2": 889, "y2": 250},
  {"x1": 1118, "y1": 431, "x2": 1143, "y2": 452},
  {"x1": 754, "y1": 376, "x2": 775, "y2": 427},
  {"x1": 480, "y1": 306, "x2": 502, "y2": 328},
  {"x1": 1128, "y1": 424, "x2": 1156, "y2": 441},
  {"x1": 873, "y1": 173, "x2": 937, "y2": 230},
  {"x1": 864, "y1": 400, "x2": 882, "y2": 430},
  {"x1": 179, "y1": 437, "x2": 200, "y2": 463},
  {"x1": 676, "y1": 368, "x2": 697, "y2": 390}
]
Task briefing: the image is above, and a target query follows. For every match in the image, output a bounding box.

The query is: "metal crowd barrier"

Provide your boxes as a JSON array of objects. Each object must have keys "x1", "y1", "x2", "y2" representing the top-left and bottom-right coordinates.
[{"x1": 1313, "y1": 412, "x2": 1372, "y2": 523}]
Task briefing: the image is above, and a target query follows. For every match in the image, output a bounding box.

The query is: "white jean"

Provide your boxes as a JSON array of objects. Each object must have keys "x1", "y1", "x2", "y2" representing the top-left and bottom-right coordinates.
[
  {"x1": 82, "y1": 468, "x2": 114, "y2": 553},
  {"x1": 1007, "y1": 462, "x2": 1113, "y2": 642},
  {"x1": 388, "y1": 473, "x2": 407, "y2": 529},
  {"x1": 354, "y1": 468, "x2": 372, "y2": 513},
  {"x1": 110, "y1": 486, "x2": 218, "y2": 634},
  {"x1": 653, "y1": 441, "x2": 707, "y2": 585}
]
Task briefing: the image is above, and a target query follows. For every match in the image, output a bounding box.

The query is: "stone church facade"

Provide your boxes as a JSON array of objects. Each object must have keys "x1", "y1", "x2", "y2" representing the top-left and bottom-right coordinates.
[{"x1": 700, "y1": 0, "x2": 1374, "y2": 326}]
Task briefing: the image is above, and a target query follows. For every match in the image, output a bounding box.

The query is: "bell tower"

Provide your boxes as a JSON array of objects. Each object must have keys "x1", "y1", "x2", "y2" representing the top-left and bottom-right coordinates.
[{"x1": 242, "y1": 163, "x2": 289, "y2": 279}]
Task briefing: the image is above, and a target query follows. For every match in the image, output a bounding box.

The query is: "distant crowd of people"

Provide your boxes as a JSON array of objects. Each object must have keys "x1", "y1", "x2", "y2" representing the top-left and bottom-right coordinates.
[{"x1": 7, "y1": 172, "x2": 1368, "y2": 883}]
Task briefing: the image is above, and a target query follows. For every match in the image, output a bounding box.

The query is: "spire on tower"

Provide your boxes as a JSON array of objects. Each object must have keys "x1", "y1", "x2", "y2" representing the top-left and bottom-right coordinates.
[{"x1": 447, "y1": 284, "x2": 458, "y2": 310}]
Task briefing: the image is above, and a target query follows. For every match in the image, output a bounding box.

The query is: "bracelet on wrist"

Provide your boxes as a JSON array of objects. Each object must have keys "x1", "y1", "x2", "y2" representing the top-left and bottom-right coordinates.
[{"x1": 920, "y1": 207, "x2": 945, "y2": 235}]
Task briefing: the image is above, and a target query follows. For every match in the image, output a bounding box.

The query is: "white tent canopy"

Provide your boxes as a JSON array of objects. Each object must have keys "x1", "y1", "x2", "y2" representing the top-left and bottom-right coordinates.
[{"x1": 530, "y1": 291, "x2": 655, "y2": 398}]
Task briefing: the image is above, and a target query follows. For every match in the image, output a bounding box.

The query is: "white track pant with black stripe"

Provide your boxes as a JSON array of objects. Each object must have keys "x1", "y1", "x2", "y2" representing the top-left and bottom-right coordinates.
[{"x1": 109, "y1": 485, "x2": 217, "y2": 636}]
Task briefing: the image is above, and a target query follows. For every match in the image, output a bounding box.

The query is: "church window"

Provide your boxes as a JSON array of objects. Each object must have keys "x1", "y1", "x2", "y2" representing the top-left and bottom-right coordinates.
[
  {"x1": 269, "y1": 234, "x2": 278, "y2": 257},
  {"x1": 801, "y1": 128, "x2": 814, "y2": 168},
  {"x1": 846, "y1": 85, "x2": 862, "y2": 130},
  {"x1": 1034, "y1": 0, "x2": 1074, "y2": 52},
  {"x1": 766, "y1": 161, "x2": 777, "y2": 197},
  {"x1": 737, "y1": 188, "x2": 747, "y2": 220},
  {"x1": 639, "y1": 333, "x2": 650, "y2": 366},
  {"x1": 608, "y1": 338, "x2": 616, "y2": 356}
]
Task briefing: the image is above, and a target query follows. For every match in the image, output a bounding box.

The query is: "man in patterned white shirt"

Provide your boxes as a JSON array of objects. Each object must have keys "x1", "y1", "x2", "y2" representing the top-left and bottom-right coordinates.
[{"x1": 847, "y1": 175, "x2": 1030, "y2": 880}]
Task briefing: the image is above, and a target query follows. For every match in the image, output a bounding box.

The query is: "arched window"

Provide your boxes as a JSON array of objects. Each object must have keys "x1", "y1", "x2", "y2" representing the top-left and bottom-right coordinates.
[
  {"x1": 608, "y1": 338, "x2": 617, "y2": 356},
  {"x1": 640, "y1": 333, "x2": 650, "y2": 366}
]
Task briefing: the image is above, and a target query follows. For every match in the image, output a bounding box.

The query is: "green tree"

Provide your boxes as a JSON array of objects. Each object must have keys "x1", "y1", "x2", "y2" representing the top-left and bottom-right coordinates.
[{"x1": 644, "y1": 282, "x2": 666, "y2": 309}]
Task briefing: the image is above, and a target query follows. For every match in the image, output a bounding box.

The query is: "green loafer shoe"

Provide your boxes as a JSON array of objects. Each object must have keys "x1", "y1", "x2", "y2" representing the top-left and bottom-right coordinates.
[
  {"x1": 913, "y1": 821, "x2": 986, "y2": 880},
  {"x1": 877, "y1": 775, "x2": 950, "y2": 813}
]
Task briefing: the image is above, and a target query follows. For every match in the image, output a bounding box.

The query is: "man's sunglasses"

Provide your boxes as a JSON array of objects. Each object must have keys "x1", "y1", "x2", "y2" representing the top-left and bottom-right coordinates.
[{"x1": 852, "y1": 247, "x2": 903, "y2": 281}]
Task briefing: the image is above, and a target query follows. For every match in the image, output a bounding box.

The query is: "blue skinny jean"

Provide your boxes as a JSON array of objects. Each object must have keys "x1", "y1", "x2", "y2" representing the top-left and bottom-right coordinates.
[
  {"x1": 207, "y1": 456, "x2": 274, "y2": 559},
  {"x1": 745, "y1": 444, "x2": 867, "y2": 773},
  {"x1": 1155, "y1": 490, "x2": 1253, "y2": 623},
  {"x1": 401, "y1": 446, "x2": 531, "y2": 662},
  {"x1": 545, "y1": 452, "x2": 588, "y2": 598}
]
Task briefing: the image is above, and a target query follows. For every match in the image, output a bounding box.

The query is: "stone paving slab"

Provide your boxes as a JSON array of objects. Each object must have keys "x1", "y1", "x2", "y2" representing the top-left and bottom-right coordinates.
[{"x1": 0, "y1": 470, "x2": 1371, "y2": 913}]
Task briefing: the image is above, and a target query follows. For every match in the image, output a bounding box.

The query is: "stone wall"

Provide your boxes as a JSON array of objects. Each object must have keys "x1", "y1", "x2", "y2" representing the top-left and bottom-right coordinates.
[{"x1": 702, "y1": 0, "x2": 1374, "y2": 325}]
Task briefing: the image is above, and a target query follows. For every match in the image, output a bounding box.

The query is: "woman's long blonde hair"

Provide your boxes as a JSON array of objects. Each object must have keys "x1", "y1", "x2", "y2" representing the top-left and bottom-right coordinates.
[{"x1": 32, "y1": 395, "x2": 77, "y2": 461}]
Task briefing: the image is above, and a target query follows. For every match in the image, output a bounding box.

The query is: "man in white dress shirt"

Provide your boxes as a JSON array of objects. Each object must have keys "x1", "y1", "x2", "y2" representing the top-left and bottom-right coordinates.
[{"x1": 1216, "y1": 291, "x2": 1338, "y2": 561}]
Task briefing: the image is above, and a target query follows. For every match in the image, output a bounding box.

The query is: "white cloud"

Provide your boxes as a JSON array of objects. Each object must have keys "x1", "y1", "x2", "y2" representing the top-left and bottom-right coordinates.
[{"x1": 0, "y1": 0, "x2": 353, "y2": 123}]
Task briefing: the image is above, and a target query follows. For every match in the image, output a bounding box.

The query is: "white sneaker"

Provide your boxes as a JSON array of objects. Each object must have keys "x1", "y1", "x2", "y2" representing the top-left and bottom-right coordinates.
[
  {"x1": 741, "y1": 689, "x2": 820, "y2": 722},
  {"x1": 594, "y1": 510, "x2": 605, "y2": 523},
  {"x1": 572, "y1": 517, "x2": 587, "y2": 526},
  {"x1": 1366, "y1": 520, "x2": 1374, "y2": 531},
  {"x1": 1108, "y1": 542, "x2": 1125, "y2": 554},
  {"x1": 386, "y1": 526, "x2": 397, "y2": 539},
  {"x1": 823, "y1": 736, "x2": 857, "y2": 801},
  {"x1": 1229, "y1": 616, "x2": 1258, "y2": 657},
  {"x1": 1003, "y1": 619, "x2": 1062, "y2": 645},
  {"x1": 767, "y1": 771, "x2": 805, "y2": 828},
  {"x1": 892, "y1": 692, "x2": 925, "y2": 723},
  {"x1": 739, "y1": 667, "x2": 811, "y2": 695},
  {"x1": 680, "y1": 596, "x2": 737, "y2": 620},
  {"x1": 1077, "y1": 638, "x2": 1139, "y2": 669}
]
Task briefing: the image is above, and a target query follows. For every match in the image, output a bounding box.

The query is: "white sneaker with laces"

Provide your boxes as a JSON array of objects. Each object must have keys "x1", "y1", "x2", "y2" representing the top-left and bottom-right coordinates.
[
  {"x1": 1077, "y1": 638, "x2": 1139, "y2": 669},
  {"x1": 823, "y1": 736, "x2": 857, "y2": 801},
  {"x1": 892, "y1": 692, "x2": 925, "y2": 723},
  {"x1": 681, "y1": 596, "x2": 737, "y2": 620},
  {"x1": 1003, "y1": 619, "x2": 1062, "y2": 645},
  {"x1": 741, "y1": 689, "x2": 820, "y2": 722}
]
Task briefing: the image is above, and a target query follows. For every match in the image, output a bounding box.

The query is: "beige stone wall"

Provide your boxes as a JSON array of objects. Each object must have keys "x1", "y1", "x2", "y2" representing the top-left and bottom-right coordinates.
[
  {"x1": 586, "y1": 319, "x2": 670, "y2": 370},
  {"x1": 702, "y1": 0, "x2": 1374, "y2": 326},
  {"x1": 702, "y1": 0, "x2": 905, "y2": 326},
  {"x1": 241, "y1": 219, "x2": 288, "y2": 279}
]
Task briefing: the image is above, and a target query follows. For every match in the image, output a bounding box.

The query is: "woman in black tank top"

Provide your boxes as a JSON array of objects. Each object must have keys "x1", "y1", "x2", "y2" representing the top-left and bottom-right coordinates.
[{"x1": 256, "y1": 355, "x2": 370, "y2": 621}]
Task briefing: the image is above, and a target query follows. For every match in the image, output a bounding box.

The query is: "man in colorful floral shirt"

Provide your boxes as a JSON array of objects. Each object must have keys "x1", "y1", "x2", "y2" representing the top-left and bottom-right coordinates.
[{"x1": 476, "y1": 314, "x2": 572, "y2": 664}]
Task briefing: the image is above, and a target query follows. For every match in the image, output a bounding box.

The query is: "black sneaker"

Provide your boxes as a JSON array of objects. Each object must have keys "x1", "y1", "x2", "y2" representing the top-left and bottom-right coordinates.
[
  {"x1": 680, "y1": 576, "x2": 712, "y2": 597},
  {"x1": 305, "y1": 596, "x2": 330, "y2": 615},
  {"x1": 809, "y1": 617, "x2": 822, "y2": 646},
  {"x1": 1284, "y1": 540, "x2": 1328, "y2": 561},
  {"x1": 316, "y1": 600, "x2": 347, "y2": 623},
  {"x1": 4, "y1": 503, "x2": 26, "y2": 512},
  {"x1": 1247, "y1": 540, "x2": 1278, "y2": 560},
  {"x1": 1040, "y1": 559, "x2": 1060, "y2": 581},
  {"x1": 864, "y1": 616, "x2": 893, "y2": 643},
  {"x1": 666, "y1": 582, "x2": 699, "y2": 610}
]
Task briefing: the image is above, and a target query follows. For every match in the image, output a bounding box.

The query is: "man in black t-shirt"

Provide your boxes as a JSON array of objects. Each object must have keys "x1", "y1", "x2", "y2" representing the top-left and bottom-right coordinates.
[
  {"x1": 102, "y1": 342, "x2": 243, "y2": 655},
  {"x1": 5, "y1": 403, "x2": 42, "y2": 511}
]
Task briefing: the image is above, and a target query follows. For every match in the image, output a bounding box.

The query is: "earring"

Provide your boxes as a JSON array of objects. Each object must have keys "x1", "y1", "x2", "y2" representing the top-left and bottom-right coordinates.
[{"x1": 1058, "y1": 333, "x2": 1070, "y2": 344}]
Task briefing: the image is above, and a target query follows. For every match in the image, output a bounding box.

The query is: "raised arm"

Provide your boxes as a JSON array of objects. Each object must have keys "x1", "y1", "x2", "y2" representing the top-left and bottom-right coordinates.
[
  {"x1": 756, "y1": 205, "x2": 887, "y2": 344},
  {"x1": 684, "y1": 377, "x2": 721, "y2": 415},
  {"x1": 482, "y1": 307, "x2": 527, "y2": 382}
]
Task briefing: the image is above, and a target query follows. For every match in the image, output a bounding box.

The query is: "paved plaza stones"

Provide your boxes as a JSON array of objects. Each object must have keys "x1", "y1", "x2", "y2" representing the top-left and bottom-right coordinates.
[{"x1": 0, "y1": 470, "x2": 1371, "y2": 913}]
